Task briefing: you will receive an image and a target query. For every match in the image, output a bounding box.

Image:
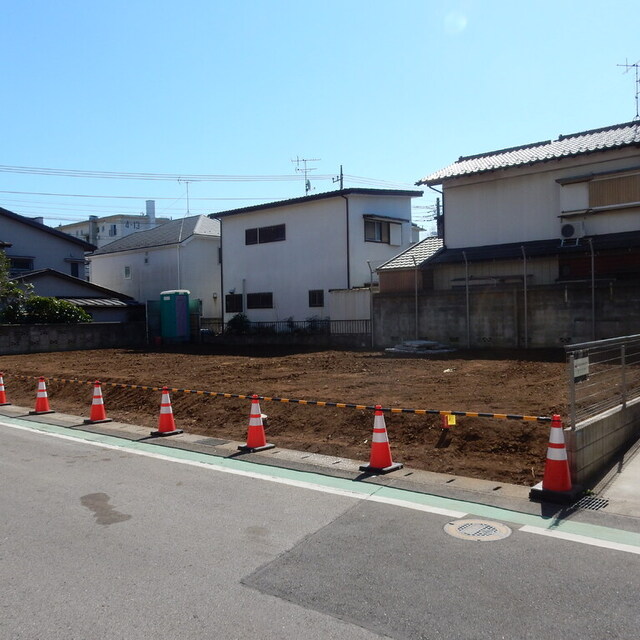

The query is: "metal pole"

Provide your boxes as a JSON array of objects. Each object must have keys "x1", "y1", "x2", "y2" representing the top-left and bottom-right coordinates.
[
  {"x1": 589, "y1": 238, "x2": 595, "y2": 341},
  {"x1": 621, "y1": 344, "x2": 627, "y2": 409},
  {"x1": 521, "y1": 246, "x2": 528, "y2": 349},
  {"x1": 412, "y1": 256, "x2": 419, "y2": 340},
  {"x1": 568, "y1": 353, "x2": 577, "y2": 429},
  {"x1": 367, "y1": 261, "x2": 374, "y2": 349},
  {"x1": 463, "y1": 251, "x2": 470, "y2": 348}
]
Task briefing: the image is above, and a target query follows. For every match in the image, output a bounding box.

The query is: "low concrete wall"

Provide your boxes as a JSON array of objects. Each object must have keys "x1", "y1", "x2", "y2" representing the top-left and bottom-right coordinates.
[
  {"x1": 374, "y1": 281, "x2": 640, "y2": 349},
  {"x1": 566, "y1": 397, "x2": 640, "y2": 487},
  {"x1": 202, "y1": 333, "x2": 371, "y2": 349},
  {"x1": 0, "y1": 322, "x2": 147, "y2": 354}
]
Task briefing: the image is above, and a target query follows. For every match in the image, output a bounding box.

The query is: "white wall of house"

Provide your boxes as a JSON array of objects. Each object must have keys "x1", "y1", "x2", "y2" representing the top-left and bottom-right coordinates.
[
  {"x1": 3, "y1": 215, "x2": 87, "y2": 276},
  {"x1": 219, "y1": 192, "x2": 415, "y2": 322},
  {"x1": 59, "y1": 214, "x2": 170, "y2": 248},
  {"x1": 90, "y1": 236, "x2": 221, "y2": 316},
  {"x1": 443, "y1": 147, "x2": 640, "y2": 248}
]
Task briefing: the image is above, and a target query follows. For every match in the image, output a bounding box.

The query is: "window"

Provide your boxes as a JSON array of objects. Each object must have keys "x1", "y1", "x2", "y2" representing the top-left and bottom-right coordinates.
[
  {"x1": 309, "y1": 289, "x2": 324, "y2": 307},
  {"x1": 225, "y1": 293, "x2": 243, "y2": 313},
  {"x1": 245, "y1": 224, "x2": 286, "y2": 245},
  {"x1": 9, "y1": 257, "x2": 34, "y2": 273},
  {"x1": 365, "y1": 220, "x2": 390, "y2": 243},
  {"x1": 124, "y1": 266, "x2": 131, "y2": 279},
  {"x1": 247, "y1": 292, "x2": 273, "y2": 309},
  {"x1": 589, "y1": 172, "x2": 640, "y2": 208},
  {"x1": 109, "y1": 224, "x2": 117, "y2": 237},
  {"x1": 70, "y1": 263, "x2": 79, "y2": 278}
]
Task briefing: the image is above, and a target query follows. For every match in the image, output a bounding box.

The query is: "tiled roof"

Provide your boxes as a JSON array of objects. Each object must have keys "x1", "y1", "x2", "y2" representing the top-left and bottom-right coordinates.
[
  {"x1": 418, "y1": 121, "x2": 640, "y2": 185},
  {"x1": 212, "y1": 188, "x2": 423, "y2": 218},
  {"x1": 90, "y1": 215, "x2": 220, "y2": 255},
  {"x1": 377, "y1": 236, "x2": 444, "y2": 271}
]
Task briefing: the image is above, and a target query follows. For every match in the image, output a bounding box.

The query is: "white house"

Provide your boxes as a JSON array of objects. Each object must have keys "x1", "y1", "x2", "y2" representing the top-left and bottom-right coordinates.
[
  {"x1": 375, "y1": 121, "x2": 640, "y2": 348},
  {"x1": 88, "y1": 215, "x2": 221, "y2": 317},
  {"x1": 212, "y1": 188, "x2": 422, "y2": 323},
  {"x1": 1, "y1": 206, "x2": 94, "y2": 278},
  {"x1": 57, "y1": 200, "x2": 171, "y2": 248}
]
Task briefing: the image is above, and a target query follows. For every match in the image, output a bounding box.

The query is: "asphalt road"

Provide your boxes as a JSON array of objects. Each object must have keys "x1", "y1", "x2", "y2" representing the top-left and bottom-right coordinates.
[{"x1": 2, "y1": 418, "x2": 639, "y2": 640}]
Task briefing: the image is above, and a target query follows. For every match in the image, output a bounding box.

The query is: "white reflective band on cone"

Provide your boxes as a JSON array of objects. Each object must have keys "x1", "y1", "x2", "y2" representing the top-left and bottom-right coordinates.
[
  {"x1": 372, "y1": 431, "x2": 389, "y2": 443},
  {"x1": 549, "y1": 428, "x2": 566, "y2": 445},
  {"x1": 546, "y1": 447, "x2": 568, "y2": 461}
]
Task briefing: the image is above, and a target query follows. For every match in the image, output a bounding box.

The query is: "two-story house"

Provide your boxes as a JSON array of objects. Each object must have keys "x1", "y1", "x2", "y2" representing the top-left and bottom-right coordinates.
[
  {"x1": 212, "y1": 188, "x2": 422, "y2": 324},
  {"x1": 88, "y1": 215, "x2": 221, "y2": 317},
  {"x1": 376, "y1": 121, "x2": 640, "y2": 348},
  {"x1": 1, "y1": 206, "x2": 94, "y2": 278}
]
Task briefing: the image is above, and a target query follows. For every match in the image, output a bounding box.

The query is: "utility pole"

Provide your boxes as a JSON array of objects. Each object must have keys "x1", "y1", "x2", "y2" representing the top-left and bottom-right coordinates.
[{"x1": 333, "y1": 165, "x2": 344, "y2": 190}]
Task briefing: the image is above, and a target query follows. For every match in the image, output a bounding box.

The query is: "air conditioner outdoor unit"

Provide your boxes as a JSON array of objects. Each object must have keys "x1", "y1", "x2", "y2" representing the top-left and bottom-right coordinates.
[{"x1": 560, "y1": 221, "x2": 585, "y2": 240}]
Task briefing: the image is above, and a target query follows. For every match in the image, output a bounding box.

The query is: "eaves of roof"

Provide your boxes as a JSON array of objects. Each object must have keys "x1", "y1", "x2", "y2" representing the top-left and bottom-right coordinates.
[
  {"x1": 211, "y1": 188, "x2": 423, "y2": 219},
  {"x1": 418, "y1": 121, "x2": 640, "y2": 186},
  {"x1": 10, "y1": 268, "x2": 135, "y2": 300},
  {"x1": 0, "y1": 207, "x2": 96, "y2": 250},
  {"x1": 427, "y1": 231, "x2": 640, "y2": 266}
]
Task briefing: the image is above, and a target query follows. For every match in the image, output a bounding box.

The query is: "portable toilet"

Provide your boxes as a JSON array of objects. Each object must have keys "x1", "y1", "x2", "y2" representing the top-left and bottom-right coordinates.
[{"x1": 160, "y1": 290, "x2": 191, "y2": 342}]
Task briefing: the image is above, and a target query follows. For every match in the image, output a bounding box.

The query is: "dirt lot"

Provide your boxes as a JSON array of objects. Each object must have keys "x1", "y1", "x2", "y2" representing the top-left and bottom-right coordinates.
[{"x1": 0, "y1": 346, "x2": 568, "y2": 485}]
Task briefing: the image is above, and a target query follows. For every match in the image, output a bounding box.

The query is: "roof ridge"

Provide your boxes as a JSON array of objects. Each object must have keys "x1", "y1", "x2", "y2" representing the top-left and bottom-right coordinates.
[
  {"x1": 557, "y1": 120, "x2": 640, "y2": 141},
  {"x1": 459, "y1": 139, "x2": 552, "y2": 162}
]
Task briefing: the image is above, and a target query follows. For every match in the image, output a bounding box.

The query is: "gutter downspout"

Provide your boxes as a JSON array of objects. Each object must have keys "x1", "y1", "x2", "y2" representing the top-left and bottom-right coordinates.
[
  {"x1": 589, "y1": 237, "x2": 595, "y2": 340},
  {"x1": 341, "y1": 194, "x2": 351, "y2": 289}
]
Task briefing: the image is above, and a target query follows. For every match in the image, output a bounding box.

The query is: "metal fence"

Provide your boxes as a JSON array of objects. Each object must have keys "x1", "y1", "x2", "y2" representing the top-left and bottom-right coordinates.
[
  {"x1": 565, "y1": 334, "x2": 640, "y2": 428},
  {"x1": 200, "y1": 317, "x2": 370, "y2": 336}
]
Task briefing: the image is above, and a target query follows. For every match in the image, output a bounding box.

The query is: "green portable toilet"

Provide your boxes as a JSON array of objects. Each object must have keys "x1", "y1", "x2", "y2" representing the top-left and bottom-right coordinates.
[{"x1": 160, "y1": 290, "x2": 190, "y2": 342}]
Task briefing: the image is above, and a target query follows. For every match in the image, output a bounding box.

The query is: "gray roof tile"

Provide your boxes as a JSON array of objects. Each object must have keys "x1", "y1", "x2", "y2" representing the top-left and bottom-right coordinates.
[
  {"x1": 418, "y1": 121, "x2": 640, "y2": 185},
  {"x1": 90, "y1": 215, "x2": 219, "y2": 255},
  {"x1": 377, "y1": 236, "x2": 444, "y2": 270}
]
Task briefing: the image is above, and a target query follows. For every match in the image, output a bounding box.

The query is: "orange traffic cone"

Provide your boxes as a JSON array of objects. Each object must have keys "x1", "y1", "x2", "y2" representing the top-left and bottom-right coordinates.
[
  {"x1": 238, "y1": 395, "x2": 275, "y2": 453},
  {"x1": 29, "y1": 377, "x2": 55, "y2": 415},
  {"x1": 84, "y1": 381, "x2": 112, "y2": 424},
  {"x1": 359, "y1": 405, "x2": 403, "y2": 474},
  {"x1": 0, "y1": 373, "x2": 10, "y2": 406},
  {"x1": 530, "y1": 414, "x2": 581, "y2": 503},
  {"x1": 150, "y1": 387, "x2": 183, "y2": 437},
  {"x1": 542, "y1": 414, "x2": 572, "y2": 492}
]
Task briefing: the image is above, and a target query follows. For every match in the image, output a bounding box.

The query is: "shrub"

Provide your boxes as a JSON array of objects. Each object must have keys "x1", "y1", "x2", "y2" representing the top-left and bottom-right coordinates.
[
  {"x1": 225, "y1": 312, "x2": 251, "y2": 335},
  {"x1": 2, "y1": 296, "x2": 92, "y2": 324}
]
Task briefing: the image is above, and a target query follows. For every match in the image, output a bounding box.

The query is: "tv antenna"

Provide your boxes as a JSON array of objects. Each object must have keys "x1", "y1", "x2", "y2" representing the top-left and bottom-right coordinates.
[
  {"x1": 618, "y1": 58, "x2": 640, "y2": 121},
  {"x1": 292, "y1": 156, "x2": 320, "y2": 194}
]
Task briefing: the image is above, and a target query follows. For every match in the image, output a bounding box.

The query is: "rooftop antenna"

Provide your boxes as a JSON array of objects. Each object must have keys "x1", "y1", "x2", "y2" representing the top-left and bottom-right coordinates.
[
  {"x1": 332, "y1": 164, "x2": 344, "y2": 190},
  {"x1": 617, "y1": 58, "x2": 640, "y2": 121},
  {"x1": 292, "y1": 156, "x2": 320, "y2": 194}
]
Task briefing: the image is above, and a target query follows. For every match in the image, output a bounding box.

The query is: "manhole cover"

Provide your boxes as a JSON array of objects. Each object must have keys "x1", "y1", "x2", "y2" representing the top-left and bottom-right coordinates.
[{"x1": 444, "y1": 519, "x2": 512, "y2": 541}]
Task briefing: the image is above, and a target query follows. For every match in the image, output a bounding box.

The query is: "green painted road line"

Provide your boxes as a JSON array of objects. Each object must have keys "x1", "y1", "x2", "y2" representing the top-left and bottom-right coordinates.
[{"x1": 3, "y1": 415, "x2": 640, "y2": 552}]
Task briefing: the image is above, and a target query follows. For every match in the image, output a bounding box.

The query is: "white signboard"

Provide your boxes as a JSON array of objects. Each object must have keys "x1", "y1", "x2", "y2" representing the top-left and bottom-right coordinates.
[{"x1": 573, "y1": 356, "x2": 589, "y2": 381}]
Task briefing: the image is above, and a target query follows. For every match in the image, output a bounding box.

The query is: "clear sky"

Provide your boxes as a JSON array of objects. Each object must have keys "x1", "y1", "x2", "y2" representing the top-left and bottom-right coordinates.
[{"x1": 3, "y1": 0, "x2": 639, "y2": 235}]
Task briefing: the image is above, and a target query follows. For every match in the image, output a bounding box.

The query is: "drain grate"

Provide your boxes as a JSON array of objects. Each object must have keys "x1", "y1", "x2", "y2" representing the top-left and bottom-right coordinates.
[
  {"x1": 444, "y1": 519, "x2": 512, "y2": 542},
  {"x1": 193, "y1": 438, "x2": 229, "y2": 447},
  {"x1": 574, "y1": 496, "x2": 609, "y2": 511}
]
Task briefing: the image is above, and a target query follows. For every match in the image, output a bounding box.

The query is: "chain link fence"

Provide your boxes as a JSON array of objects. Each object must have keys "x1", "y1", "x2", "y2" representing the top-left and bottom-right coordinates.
[{"x1": 565, "y1": 334, "x2": 640, "y2": 428}]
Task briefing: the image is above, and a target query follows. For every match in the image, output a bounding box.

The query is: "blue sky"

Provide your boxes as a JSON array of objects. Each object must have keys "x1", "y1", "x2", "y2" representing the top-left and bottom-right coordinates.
[{"x1": 2, "y1": 0, "x2": 638, "y2": 234}]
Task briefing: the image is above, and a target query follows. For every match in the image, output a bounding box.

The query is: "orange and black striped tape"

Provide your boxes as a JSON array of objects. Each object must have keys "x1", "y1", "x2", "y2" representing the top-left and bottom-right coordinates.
[{"x1": 5, "y1": 373, "x2": 552, "y2": 422}]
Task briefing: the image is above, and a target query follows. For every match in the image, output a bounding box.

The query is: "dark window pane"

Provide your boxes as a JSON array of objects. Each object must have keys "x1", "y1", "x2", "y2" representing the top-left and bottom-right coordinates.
[
  {"x1": 309, "y1": 289, "x2": 324, "y2": 307},
  {"x1": 245, "y1": 228, "x2": 258, "y2": 245},
  {"x1": 225, "y1": 293, "x2": 243, "y2": 313},
  {"x1": 258, "y1": 224, "x2": 286, "y2": 243},
  {"x1": 247, "y1": 292, "x2": 273, "y2": 309}
]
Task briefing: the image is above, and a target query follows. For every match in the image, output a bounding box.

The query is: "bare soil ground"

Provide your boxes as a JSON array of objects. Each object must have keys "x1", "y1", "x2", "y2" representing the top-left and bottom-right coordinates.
[{"x1": 0, "y1": 346, "x2": 567, "y2": 485}]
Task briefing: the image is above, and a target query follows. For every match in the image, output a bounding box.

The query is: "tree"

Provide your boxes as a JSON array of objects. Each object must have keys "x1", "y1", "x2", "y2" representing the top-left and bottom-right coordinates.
[{"x1": 0, "y1": 253, "x2": 91, "y2": 324}]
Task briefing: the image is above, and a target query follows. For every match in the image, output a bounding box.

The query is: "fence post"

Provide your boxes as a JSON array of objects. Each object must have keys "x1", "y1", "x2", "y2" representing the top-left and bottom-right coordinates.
[
  {"x1": 567, "y1": 353, "x2": 576, "y2": 429},
  {"x1": 621, "y1": 344, "x2": 627, "y2": 409}
]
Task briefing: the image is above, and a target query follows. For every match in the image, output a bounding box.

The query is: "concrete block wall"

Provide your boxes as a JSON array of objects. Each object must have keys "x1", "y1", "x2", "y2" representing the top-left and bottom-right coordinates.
[
  {"x1": 374, "y1": 282, "x2": 640, "y2": 349},
  {"x1": 566, "y1": 397, "x2": 640, "y2": 487},
  {"x1": 0, "y1": 322, "x2": 147, "y2": 354}
]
